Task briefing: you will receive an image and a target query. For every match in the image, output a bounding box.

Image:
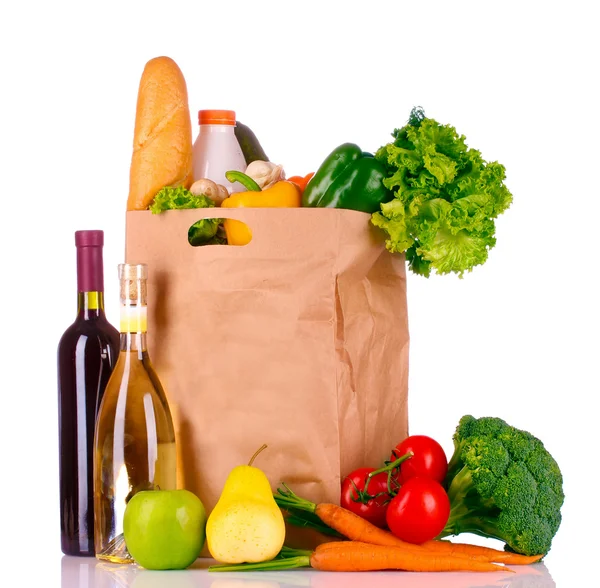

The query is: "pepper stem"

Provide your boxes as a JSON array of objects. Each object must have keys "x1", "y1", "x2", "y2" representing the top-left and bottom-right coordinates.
[{"x1": 226, "y1": 170, "x2": 262, "y2": 191}]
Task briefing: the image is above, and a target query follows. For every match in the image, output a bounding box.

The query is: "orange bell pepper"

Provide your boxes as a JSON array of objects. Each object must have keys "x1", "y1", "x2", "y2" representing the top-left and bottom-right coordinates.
[
  {"x1": 221, "y1": 180, "x2": 301, "y2": 246},
  {"x1": 287, "y1": 172, "x2": 315, "y2": 193}
]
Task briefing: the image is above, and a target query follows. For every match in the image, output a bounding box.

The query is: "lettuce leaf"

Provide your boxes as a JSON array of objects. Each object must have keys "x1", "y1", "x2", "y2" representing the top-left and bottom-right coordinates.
[
  {"x1": 150, "y1": 186, "x2": 223, "y2": 246},
  {"x1": 371, "y1": 108, "x2": 513, "y2": 277}
]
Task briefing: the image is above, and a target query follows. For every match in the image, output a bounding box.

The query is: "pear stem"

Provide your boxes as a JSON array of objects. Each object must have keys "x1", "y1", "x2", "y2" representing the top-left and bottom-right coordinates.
[{"x1": 248, "y1": 443, "x2": 268, "y2": 466}]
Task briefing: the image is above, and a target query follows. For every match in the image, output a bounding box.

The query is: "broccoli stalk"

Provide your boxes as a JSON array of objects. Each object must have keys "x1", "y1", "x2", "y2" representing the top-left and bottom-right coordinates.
[{"x1": 439, "y1": 415, "x2": 564, "y2": 556}]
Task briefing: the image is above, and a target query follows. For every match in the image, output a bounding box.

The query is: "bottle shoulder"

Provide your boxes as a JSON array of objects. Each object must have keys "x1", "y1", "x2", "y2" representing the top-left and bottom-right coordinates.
[
  {"x1": 110, "y1": 351, "x2": 168, "y2": 393},
  {"x1": 58, "y1": 317, "x2": 119, "y2": 350},
  {"x1": 106, "y1": 351, "x2": 170, "y2": 397},
  {"x1": 97, "y1": 351, "x2": 175, "y2": 438}
]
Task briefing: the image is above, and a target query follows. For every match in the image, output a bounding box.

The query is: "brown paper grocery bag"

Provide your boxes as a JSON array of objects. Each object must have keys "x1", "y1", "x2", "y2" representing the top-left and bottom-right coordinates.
[{"x1": 125, "y1": 207, "x2": 409, "y2": 544}]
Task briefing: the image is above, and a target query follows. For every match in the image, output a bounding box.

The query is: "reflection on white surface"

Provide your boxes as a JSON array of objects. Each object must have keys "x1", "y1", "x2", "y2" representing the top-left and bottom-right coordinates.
[{"x1": 60, "y1": 556, "x2": 556, "y2": 588}]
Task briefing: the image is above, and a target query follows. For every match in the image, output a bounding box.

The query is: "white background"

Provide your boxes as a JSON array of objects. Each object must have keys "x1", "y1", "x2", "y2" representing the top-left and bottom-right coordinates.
[{"x1": 1, "y1": 1, "x2": 598, "y2": 586}]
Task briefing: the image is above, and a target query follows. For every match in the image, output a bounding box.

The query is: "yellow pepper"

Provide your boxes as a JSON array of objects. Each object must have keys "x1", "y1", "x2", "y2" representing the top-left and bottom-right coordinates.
[{"x1": 221, "y1": 180, "x2": 301, "y2": 246}]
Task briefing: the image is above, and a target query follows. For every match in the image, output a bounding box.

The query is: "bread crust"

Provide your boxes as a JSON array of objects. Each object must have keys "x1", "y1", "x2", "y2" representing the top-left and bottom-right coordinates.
[{"x1": 127, "y1": 56, "x2": 193, "y2": 211}]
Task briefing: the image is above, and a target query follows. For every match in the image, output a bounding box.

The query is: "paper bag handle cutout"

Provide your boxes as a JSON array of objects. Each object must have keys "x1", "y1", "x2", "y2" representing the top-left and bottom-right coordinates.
[{"x1": 186, "y1": 212, "x2": 253, "y2": 247}]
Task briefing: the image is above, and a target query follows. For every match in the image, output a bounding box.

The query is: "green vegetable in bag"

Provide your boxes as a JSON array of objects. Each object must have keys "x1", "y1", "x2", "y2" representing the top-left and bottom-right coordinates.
[{"x1": 302, "y1": 143, "x2": 392, "y2": 213}]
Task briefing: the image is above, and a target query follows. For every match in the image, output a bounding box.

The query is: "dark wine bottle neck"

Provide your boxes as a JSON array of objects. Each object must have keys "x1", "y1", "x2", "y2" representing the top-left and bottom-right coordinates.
[
  {"x1": 77, "y1": 244, "x2": 104, "y2": 292},
  {"x1": 77, "y1": 291, "x2": 107, "y2": 320}
]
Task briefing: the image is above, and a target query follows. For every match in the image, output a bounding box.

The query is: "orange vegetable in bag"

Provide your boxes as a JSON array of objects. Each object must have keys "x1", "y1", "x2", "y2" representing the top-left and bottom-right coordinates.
[{"x1": 287, "y1": 172, "x2": 315, "y2": 192}]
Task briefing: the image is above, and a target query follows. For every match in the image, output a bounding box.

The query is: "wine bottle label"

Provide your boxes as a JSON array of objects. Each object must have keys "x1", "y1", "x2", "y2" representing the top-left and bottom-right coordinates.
[{"x1": 120, "y1": 306, "x2": 148, "y2": 333}]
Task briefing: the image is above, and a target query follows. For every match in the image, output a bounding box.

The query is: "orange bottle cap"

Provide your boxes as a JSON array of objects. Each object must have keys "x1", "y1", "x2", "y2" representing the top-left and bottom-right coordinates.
[{"x1": 198, "y1": 110, "x2": 236, "y2": 125}]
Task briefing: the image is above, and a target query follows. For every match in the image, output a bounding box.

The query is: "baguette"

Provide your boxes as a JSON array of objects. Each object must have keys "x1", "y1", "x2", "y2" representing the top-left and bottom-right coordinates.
[{"x1": 127, "y1": 56, "x2": 193, "y2": 211}]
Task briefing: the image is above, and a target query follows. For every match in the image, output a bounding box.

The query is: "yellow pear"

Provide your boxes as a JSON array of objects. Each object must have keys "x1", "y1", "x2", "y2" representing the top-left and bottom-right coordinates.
[{"x1": 206, "y1": 445, "x2": 286, "y2": 564}]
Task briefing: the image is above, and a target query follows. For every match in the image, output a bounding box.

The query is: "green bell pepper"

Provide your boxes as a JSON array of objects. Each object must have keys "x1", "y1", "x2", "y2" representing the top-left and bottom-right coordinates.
[{"x1": 302, "y1": 142, "x2": 392, "y2": 213}]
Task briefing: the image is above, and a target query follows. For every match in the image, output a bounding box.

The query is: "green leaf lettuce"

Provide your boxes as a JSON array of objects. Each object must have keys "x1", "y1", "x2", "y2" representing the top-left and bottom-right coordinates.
[{"x1": 372, "y1": 108, "x2": 513, "y2": 277}]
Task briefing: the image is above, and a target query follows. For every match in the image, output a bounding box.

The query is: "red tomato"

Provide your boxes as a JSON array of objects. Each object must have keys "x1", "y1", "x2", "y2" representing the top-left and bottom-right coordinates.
[
  {"x1": 340, "y1": 467, "x2": 391, "y2": 528},
  {"x1": 391, "y1": 435, "x2": 448, "y2": 485},
  {"x1": 385, "y1": 477, "x2": 450, "y2": 544}
]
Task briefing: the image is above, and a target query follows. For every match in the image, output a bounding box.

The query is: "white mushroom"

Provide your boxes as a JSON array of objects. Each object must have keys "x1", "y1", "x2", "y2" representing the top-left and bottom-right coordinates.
[{"x1": 190, "y1": 178, "x2": 229, "y2": 206}]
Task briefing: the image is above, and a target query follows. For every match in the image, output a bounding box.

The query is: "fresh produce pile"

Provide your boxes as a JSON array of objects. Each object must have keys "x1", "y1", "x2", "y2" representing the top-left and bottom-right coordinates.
[
  {"x1": 99, "y1": 56, "x2": 555, "y2": 574},
  {"x1": 275, "y1": 415, "x2": 564, "y2": 557},
  {"x1": 147, "y1": 107, "x2": 513, "y2": 278},
  {"x1": 122, "y1": 415, "x2": 564, "y2": 572}
]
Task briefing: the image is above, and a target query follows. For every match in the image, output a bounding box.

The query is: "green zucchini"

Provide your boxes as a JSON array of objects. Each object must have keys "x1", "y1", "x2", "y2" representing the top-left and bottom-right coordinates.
[{"x1": 234, "y1": 121, "x2": 269, "y2": 164}]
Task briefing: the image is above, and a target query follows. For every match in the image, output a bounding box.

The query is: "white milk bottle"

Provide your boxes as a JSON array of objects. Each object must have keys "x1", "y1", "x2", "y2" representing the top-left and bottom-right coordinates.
[{"x1": 192, "y1": 109, "x2": 247, "y2": 193}]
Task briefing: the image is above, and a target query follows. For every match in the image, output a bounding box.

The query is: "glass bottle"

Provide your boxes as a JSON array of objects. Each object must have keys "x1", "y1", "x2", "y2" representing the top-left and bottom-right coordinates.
[
  {"x1": 57, "y1": 230, "x2": 120, "y2": 556},
  {"x1": 93, "y1": 263, "x2": 176, "y2": 563}
]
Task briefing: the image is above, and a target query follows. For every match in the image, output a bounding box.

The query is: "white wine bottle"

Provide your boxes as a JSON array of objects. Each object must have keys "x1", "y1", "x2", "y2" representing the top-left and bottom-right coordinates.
[{"x1": 93, "y1": 263, "x2": 176, "y2": 563}]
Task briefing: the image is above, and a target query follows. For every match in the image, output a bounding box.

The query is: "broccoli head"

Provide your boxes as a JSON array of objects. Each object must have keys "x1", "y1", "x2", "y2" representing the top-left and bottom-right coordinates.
[{"x1": 440, "y1": 415, "x2": 564, "y2": 556}]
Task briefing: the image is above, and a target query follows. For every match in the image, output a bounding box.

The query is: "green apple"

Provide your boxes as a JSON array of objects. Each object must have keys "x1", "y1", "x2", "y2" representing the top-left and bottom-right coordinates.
[{"x1": 123, "y1": 489, "x2": 206, "y2": 570}]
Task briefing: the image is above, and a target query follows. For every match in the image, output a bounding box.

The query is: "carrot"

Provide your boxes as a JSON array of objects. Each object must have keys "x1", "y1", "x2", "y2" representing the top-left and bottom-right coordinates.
[
  {"x1": 421, "y1": 540, "x2": 544, "y2": 565},
  {"x1": 313, "y1": 537, "x2": 492, "y2": 563},
  {"x1": 209, "y1": 541, "x2": 512, "y2": 573},
  {"x1": 310, "y1": 541, "x2": 511, "y2": 573},
  {"x1": 315, "y1": 506, "x2": 540, "y2": 565},
  {"x1": 314, "y1": 502, "x2": 409, "y2": 546}
]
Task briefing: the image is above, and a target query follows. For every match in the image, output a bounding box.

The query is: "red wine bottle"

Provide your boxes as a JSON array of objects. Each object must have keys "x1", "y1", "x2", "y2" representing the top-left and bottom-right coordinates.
[{"x1": 57, "y1": 230, "x2": 119, "y2": 556}]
